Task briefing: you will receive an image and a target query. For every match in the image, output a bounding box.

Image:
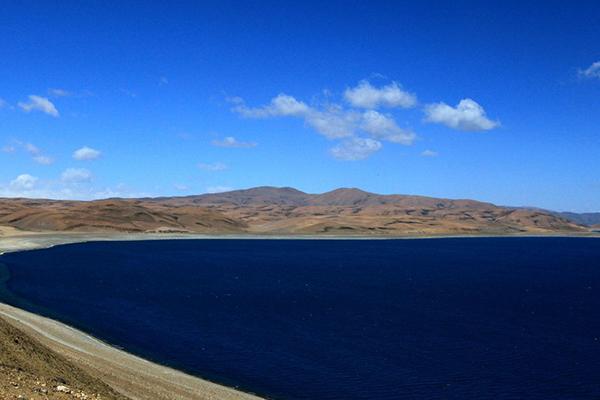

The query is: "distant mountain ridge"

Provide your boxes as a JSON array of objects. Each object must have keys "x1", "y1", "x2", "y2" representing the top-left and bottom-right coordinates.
[
  {"x1": 167, "y1": 187, "x2": 495, "y2": 208},
  {"x1": 0, "y1": 186, "x2": 592, "y2": 236},
  {"x1": 555, "y1": 212, "x2": 600, "y2": 227}
]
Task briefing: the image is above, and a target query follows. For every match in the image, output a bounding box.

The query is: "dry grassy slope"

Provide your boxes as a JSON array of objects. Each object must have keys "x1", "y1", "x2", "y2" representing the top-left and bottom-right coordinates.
[
  {"x1": 0, "y1": 317, "x2": 128, "y2": 400},
  {"x1": 0, "y1": 187, "x2": 587, "y2": 235}
]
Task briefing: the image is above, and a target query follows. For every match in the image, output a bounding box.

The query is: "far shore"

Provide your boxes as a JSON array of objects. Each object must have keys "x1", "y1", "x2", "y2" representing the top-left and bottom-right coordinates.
[{"x1": 1, "y1": 227, "x2": 599, "y2": 256}]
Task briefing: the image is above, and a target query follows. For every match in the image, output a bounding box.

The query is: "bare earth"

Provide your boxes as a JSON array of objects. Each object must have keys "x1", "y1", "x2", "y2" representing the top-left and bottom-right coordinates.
[{"x1": 0, "y1": 187, "x2": 593, "y2": 236}]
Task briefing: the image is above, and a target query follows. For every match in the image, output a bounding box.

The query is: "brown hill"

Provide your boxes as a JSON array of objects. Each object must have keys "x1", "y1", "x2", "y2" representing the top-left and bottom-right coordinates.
[{"x1": 0, "y1": 187, "x2": 587, "y2": 236}]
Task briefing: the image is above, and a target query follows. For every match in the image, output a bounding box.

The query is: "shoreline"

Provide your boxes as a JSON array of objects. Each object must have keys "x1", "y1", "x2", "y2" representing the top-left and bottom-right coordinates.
[
  {"x1": 1, "y1": 229, "x2": 598, "y2": 256},
  {"x1": 0, "y1": 302, "x2": 263, "y2": 400},
  {"x1": 0, "y1": 231, "x2": 265, "y2": 400}
]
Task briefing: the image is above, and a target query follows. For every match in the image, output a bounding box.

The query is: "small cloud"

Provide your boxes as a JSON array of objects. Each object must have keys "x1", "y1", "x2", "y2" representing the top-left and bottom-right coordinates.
[
  {"x1": 18, "y1": 95, "x2": 59, "y2": 117},
  {"x1": 23, "y1": 142, "x2": 40, "y2": 155},
  {"x1": 206, "y1": 186, "x2": 233, "y2": 193},
  {"x1": 10, "y1": 174, "x2": 38, "y2": 190},
  {"x1": 421, "y1": 149, "x2": 439, "y2": 157},
  {"x1": 33, "y1": 155, "x2": 54, "y2": 165},
  {"x1": 159, "y1": 76, "x2": 169, "y2": 86},
  {"x1": 198, "y1": 162, "x2": 228, "y2": 171},
  {"x1": 330, "y1": 137, "x2": 382, "y2": 161},
  {"x1": 73, "y1": 146, "x2": 101, "y2": 160},
  {"x1": 211, "y1": 136, "x2": 257, "y2": 148},
  {"x1": 48, "y1": 88, "x2": 72, "y2": 97},
  {"x1": 0, "y1": 98, "x2": 7, "y2": 108},
  {"x1": 424, "y1": 98, "x2": 499, "y2": 131},
  {"x1": 579, "y1": 61, "x2": 600, "y2": 79},
  {"x1": 1, "y1": 145, "x2": 16, "y2": 153},
  {"x1": 344, "y1": 80, "x2": 417, "y2": 109},
  {"x1": 174, "y1": 183, "x2": 189, "y2": 191},
  {"x1": 61, "y1": 168, "x2": 92, "y2": 183},
  {"x1": 232, "y1": 94, "x2": 310, "y2": 118}
]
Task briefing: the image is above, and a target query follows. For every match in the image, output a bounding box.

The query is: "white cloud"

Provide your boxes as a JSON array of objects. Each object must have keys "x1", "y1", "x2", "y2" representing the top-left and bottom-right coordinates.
[
  {"x1": 61, "y1": 168, "x2": 92, "y2": 183},
  {"x1": 206, "y1": 186, "x2": 233, "y2": 193},
  {"x1": 33, "y1": 155, "x2": 54, "y2": 165},
  {"x1": 421, "y1": 149, "x2": 439, "y2": 157},
  {"x1": 10, "y1": 174, "x2": 38, "y2": 190},
  {"x1": 23, "y1": 142, "x2": 40, "y2": 155},
  {"x1": 174, "y1": 184, "x2": 189, "y2": 191},
  {"x1": 231, "y1": 83, "x2": 418, "y2": 160},
  {"x1": 198, "y1": 162, "x2": 228, "y2": 171},
  {"x1": 73, "y1": 146, "x2": 101, "y2": 160},
  {"x1": 0, "y1": 98, "x2": 7, "y2": 108},
  {"x1": 344, "y1": 80, "x2": 417, "y2": 109},
  {"x1": 18, "y1": 95, "x2": 59, "y2": 117},
  {"x1": 424, "y1": 98, "x2": 499, "y2": 131},
  {"x1": 212, "y1": 136, "x2": 257, "y2": 148},
  {"x1": 579, "y1": 61, "x2": 600, "y2": 79},
  {"x1": 1, "y1": 145, "x2": 16, "y2": 153},
  {"x1": 48, "y1": 88, "x2": 71, "y2": 97},
  {"x1": 304, "y1": 106, "x2": 360, "y2": 139},
  {"x1": 233, "y1": 94, "x2": 414, "y2": 143},
  {"x1": 360, "y1": 110, "x2": 416, "y2": 144},
  {"x1": 233, "y1": 94, "x2": 310, "y2": 118},
  {"x1": 330, "y1": 138, "x2": 382, "y2": 161}
]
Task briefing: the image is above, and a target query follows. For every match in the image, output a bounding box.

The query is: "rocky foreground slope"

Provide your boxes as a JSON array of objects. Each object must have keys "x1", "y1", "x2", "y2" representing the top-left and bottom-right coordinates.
[
  {"x1": 0, "y1": 187, "x2": 587, "y2": 236},
  {"x1": 0, "y1": 317, "x2": 128, "y2": 400}
]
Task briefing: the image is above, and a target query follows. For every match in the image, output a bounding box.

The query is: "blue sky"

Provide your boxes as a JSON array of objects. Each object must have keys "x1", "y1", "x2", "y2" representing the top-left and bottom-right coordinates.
[{"x1": 1, "y1": 1, "x2": 599, "y2": 212}]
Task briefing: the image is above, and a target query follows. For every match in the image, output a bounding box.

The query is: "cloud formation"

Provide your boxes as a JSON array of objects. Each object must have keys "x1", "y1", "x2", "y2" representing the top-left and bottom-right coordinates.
[
  {"x1": 579, "y1": 61, "x2": 600, "y2": 79},
  {"x1": 18, "y1": 95, "x2": 59, "y2": 117},
  {"x1": 10, "y1": 174, "x2": 38, "y2": 190},
  {"x1": 212, "y1": 136, "x2": 257, "y2": 148},
  {"x1": 421, "y1": 149, "x2": 439, "y2": 157},
  {"x1": 73, "y1": 146, "x2": 101, "y2": 160},
  {"x1": 61, "y1": 168, "x2": 93, "y2": 183},
  {"x1": 232, "y1": 94, "x2": 310, "y2": 118},
  {"x1": 360, "y1": 110, "x2": 415, "y2": 144},
  {"x1": 198, "y1": 162, "x2": 228, "y2": 171},
  {"x1": 33, "y1": 155, "x2": 54, "y2": 165},
  {"x1": 48, "y1": 88, "x2": 72, "y2": 97},
  {"x1": 330, "y1": 138, "x2": 382, "y2": 161},
  {"x1": 424, "y1": 99, "x2": 499, "y2": 131},
  {"x1": 232, "y1": 82, "x2": 418, "y2": 160},
  {"x1": 344, "y1": 81, "x2": 417, "y2": 109}
]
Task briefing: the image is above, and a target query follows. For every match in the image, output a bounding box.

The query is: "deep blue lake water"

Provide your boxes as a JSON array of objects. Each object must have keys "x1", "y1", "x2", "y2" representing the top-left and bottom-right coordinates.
[{"x1": 1, "y1": 238, "x2": 600, "y2": 399}]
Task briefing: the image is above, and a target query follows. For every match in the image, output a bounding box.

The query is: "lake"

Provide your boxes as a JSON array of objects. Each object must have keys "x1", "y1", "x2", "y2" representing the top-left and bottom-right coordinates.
[{"x1": 1, "y1": 238, "x2": 599, "y2": 399}]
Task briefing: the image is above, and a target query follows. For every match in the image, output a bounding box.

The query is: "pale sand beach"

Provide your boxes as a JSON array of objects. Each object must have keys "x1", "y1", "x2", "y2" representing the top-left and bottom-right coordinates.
[{"x1": 0, "y1": 230, "x2": 263, "y2": 400}]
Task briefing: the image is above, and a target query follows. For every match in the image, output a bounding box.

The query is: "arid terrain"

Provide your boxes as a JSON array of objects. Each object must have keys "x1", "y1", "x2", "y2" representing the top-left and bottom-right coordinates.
[
  {"x1": 0, "y1": 187, "x2": 591, "y2": 236},
  {"x1": 0, "y1": 316, "x2": 127, "y2": 400}
]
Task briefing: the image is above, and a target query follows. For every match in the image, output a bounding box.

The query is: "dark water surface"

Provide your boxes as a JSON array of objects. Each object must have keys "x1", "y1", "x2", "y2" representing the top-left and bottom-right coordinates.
[{"x1": 1, "y1": 238, "x2": 599, "y2": 399}]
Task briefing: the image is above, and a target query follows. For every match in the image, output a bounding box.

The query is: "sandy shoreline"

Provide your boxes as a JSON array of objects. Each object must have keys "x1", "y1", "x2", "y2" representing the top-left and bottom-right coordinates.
[
  {"x1": 2, "y1": 228, "x2": 598, "y2": 256},
  {"x1": 0, "y1": 230, "x2": 264, "y2": 400}
]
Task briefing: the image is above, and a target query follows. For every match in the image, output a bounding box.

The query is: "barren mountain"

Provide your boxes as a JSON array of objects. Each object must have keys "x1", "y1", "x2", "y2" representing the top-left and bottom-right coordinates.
[{"x1": 0, "y1": 187, "x2": 588, "y2": 236}]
